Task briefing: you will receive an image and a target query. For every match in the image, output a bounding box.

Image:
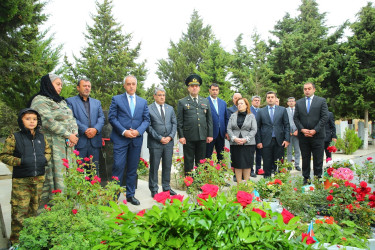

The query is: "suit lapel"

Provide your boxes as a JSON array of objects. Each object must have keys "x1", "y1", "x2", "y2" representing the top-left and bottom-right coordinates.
[
  {"x1": 151, "y1": 103, "x2": 163, "y2": 121},
  {"x1": 77, "y1": 95, "x2": 88, "y2": 118},
  {"x1": 121, "y1": 93, "x2": 132, "y2": 117}
]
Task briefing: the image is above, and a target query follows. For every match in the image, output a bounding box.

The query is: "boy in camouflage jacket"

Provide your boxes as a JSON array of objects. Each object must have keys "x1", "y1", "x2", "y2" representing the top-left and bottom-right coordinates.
[{"x1": 0, "y1": 108, "x2": 51, "y2": 245}]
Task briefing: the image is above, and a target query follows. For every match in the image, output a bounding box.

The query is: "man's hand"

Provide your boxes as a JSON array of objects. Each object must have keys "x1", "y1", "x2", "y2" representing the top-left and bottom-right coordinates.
[
  {"x1": 124, "y1": 130, "x2": 136, "y2": 138},
  {"x1": 160, "y1": 137, "x2": 172, "y2": 144},
  {"x1": 179, "y1": 137, "x2": 186, "y2": 144},
  {"x1": 257, "y1": 143, "x2": 263, "y2": 149},
  {"x1": 293, "y1": 130, "x2": 298, "y2": 136},
  {"x1": 301, "y1": 129, "x2": 313, "y2": 137},
  {"x1": 282, "y1": 141, "x2": 290, "y2": 148},
  {"x1": 129, "y1": 128, "x2": 139, "y2": 137},
  {"x1": 85, "y1": 128, "x2": 97, "y2": 139},
  {"x1": 206, "y1": 137, "x2": 213, "y2": 143}
]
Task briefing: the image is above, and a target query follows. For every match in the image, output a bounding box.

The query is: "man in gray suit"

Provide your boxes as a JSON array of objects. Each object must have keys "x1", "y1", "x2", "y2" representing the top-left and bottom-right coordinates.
[
  {"x1": 147, "y1": 87, "x2": 177, "y2": 198},
  {"x1": 286, "y1": 97, "x2": 301, "y2": 171}
]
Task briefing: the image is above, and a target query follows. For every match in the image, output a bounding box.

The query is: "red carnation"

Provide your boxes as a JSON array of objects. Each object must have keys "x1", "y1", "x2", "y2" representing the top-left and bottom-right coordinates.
[
  {"x1": 136, "y1": 209, "x2": 146, "y2": 217},
  {"x1": 184, "y1": 176, "x2": 193, "y2": 187},
  {"x1": 154, "y1": 191, "x2": 170, "y2": 205},
  {"x1": 281, "y1": 208, "x2": 295, "y2": 224},
  {"x1": 252, "y1": 208, "x2": 267, "y2": 218},
  {"x1": 236, "y1": 191, "x2": 254, "y2": 208},
  {"x1": 301, "y1": 233, "x2": 316, "y2": 245},
  {"x1": 170, "y1": 194, "x2": 184, "y2": 203}
]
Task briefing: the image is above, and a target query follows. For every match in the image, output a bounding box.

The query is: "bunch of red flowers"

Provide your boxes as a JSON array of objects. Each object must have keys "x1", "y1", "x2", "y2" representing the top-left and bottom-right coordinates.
[
  {"x1": 267, "y1": 179, "x2": 283, "y2": 185},
  {"x1": 327, "y1": 145, "x2": 337, "y2": 153}
]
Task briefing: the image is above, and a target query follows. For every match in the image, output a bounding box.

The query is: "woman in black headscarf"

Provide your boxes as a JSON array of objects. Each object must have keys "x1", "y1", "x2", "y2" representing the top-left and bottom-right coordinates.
[{"x1": 30, "y1": 74, "x2": 78, "y2": 207}]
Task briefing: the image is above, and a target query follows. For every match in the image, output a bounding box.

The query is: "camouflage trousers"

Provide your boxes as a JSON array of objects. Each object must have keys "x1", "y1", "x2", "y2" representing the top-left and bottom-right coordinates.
[{"x1": 10, "y1": 175, "x2": 45, "y2": 244}]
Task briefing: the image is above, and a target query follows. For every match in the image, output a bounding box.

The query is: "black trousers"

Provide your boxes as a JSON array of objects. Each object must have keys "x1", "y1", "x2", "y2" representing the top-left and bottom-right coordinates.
[
  {"x1": 183, "y1": 140, "x2": 206, "y2": 174},
  {"x1": 205, "y1": 133, "x2": 225, "y2": 161},
  {"x1": 262, "y1": 138, "x2": 284, "y2": 178},
  {"x1": 299, "y1": 137, "x2": 325, "y2": 179}
]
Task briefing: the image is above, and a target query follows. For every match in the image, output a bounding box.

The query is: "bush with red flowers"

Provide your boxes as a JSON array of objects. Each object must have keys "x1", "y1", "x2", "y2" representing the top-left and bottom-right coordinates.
[{"x1": 137, "y1": 157, "x2": 149, "y2": 177}]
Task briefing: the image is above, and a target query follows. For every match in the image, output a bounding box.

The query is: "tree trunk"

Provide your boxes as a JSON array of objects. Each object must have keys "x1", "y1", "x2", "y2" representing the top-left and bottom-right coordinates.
[{"x1": 364, "y1": 109, "x2": 368, "y2": 150}]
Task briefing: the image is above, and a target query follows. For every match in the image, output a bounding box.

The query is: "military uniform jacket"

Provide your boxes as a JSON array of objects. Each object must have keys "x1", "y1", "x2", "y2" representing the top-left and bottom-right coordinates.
[{"x1": 177, "y1": 95, "x2": 213, "y2": 141}]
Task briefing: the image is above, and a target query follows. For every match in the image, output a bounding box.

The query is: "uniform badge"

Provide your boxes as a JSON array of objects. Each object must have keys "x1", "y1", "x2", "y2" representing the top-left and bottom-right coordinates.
[{"x1": 185, "y1": 103, "x2": 190, "y2": 109}]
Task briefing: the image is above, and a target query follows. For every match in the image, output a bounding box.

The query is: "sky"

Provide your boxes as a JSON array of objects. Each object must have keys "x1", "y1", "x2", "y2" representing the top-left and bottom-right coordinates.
[{"x1": 42, "y1": 0, "x2": 372, "y2": 88}]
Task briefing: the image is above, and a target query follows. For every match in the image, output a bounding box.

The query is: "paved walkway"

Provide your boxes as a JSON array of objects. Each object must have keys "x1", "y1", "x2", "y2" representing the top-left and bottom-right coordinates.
[{"x1": 1, "y1": 145, "x2": 374, "y2": 248}]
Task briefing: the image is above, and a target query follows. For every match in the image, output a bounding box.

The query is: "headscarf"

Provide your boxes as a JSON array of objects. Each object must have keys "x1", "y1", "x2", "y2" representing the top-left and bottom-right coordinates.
[{"x1": 28, "y1": 73, "x2": 64, "y2": 107}]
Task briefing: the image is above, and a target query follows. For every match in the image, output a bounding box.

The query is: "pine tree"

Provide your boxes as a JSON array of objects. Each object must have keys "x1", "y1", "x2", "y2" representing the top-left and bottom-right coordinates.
[
  {"x1": 197, "y1": 40, "x2": 233, "y2": 103},
  {"x1": 156, "y1": 10, "x2": 214, "y2": 108},
  {"x1": 65, "y1": 0, "x2": 147, "y2": 109},
  {"x1": 268, "y1": 0, "x2": 343, "y2": 102},
  {"x1": 0, "y1": 0, "x2": 61, "y2": 110},
  {"x1": 230, "y1": 32, "x2": 274, "y2": 102}
]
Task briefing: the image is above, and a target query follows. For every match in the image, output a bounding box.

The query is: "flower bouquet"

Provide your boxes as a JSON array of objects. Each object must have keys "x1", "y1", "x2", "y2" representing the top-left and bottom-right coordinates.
[{"x1": 137, "y1": 157, "x2": 149, "y2": 177}]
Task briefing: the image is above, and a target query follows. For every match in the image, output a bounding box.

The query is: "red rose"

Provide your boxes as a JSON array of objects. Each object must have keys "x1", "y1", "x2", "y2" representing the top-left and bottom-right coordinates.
[
  {"x1": 327, "y1": 167, "x2": 334, "y2": 176},
  {"x1": 258, "y1": 169, "x2": 264, "y2": 175},
  {"x1": 136, "y1": 209, "x2": 146, "y2": 217},
  {"x1": 62, "y1": 158, "x2": 69, "y2": 163},
  {"x1": 367, "y1": 157, "x2": 373, "y2": 161},
  {"x1": 84, "y1": 157, "x2": 90, "y2": 162},
  {"x1": 201, "y1": 184, "x2": 219, "y2": 198},
  {"x1": 301, "y1": 233, "x2": 316, "y2": 245},
  {"x1": 199, "y1": 159, "x2": 206, "y2": 164},
  {"x1": 52, "y1": 189, "x2": 62, "y2": 194},
  {"x1": 73, "y1": 149, "x2": 80, "y2": 156},
  {"x1": 170, "y1": 194, "x2": 184, "y2": 203},
  {"x1": 360, "y1": 181, "x2": 367, "y2": 188},
  {"x1": 91, "y1": 180, "x2": 97, "y2": 185},
  {"x1": 85, "y1": 176, "x2": 90, "y2": 181},
  {"x1": 63, "y1": 162, "x2": 69, "y2": 169},
  {"x1": 90, "y1": 155, "x2": 93, "y2": 159},
  {"x1": 215, "y1": 164, "x2": 221, "y2": 170},
  {"x1": 184, "y1": 176, "x2": 193, "y2": 187},
  {"x1": 76, "y1": 168, "x2": 84, "y2": 173},
  {"x1": 224, "y1": 147, "x2": 230, "y2": 152},
  {"x1": 281, "y1": 208, "x2": 295, "y2": 224},
  {"x1": 72, "y1": 209, "x2": 78, "y2": 214},
  {"x1": 326, "y1": 195, "x2": 333, "y2": 201},
  {"x1": 236, "y1": 191, "x2": 254, "y2": 208},
  {"x1": 274, "y1": 179, "x2": 283, "y2": 185},
  {"x1": 252, "y1": 208, "x2": 267, "y2": 218},
  {"x1": 329, "y1": 190, "x2": 333, "y2": 193},
  {"x1": 94, "y1": 176, "x2": 101, "y2": 183},
  {"x1": 177, "y1": 158, "x2": 181, "y2": 162},
  {"x1": 154, "y1": 191, "x2": 171, "y2": 205}
]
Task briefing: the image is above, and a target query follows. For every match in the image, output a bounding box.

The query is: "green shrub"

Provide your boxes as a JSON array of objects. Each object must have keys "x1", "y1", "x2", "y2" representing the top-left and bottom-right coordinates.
[{"x1": 336, "y1": 128, "x2": 362, "y2": 154}]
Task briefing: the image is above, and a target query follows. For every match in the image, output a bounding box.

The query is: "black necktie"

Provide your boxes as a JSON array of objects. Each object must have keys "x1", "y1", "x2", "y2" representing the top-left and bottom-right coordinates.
[{"x1": 160, "y1": 105, "x2": 165, "y2": 121}]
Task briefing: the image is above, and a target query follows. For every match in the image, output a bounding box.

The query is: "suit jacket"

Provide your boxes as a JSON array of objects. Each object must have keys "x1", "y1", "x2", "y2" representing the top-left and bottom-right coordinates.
[
  {"x1": 255, "y1": 106, "x2": 290, "y2": 147},
  {"x1": 177, "y1": 95, "x2": 213, "y2": 141},
  {"x1": 66, "y1": 95, "x2": 105, "y2": 148},
  {"x1": 227, "y1": 112, "x2": 257, "y2": 145},
  {"x1": 294, "y1": 95, "x2": 328, "y2": 140},
  {"x1": 108, "y1": 93, "x2": 150, "y2": 147},
  {"x1": 286, "y1": 107, "x2": 298, "y2": 133},
  {"x1": 227, "y1": 105, "x2": 237, "y2": 118},
  {"x1": 146, "y1": 102, "x2": 177, "y2": 148},
  {"x1": 325, "y1": 112, "x2": 337, "y2": 142},
  {"x1": 207, "y1": 97, "x2": 228, "y2": 139},
  {"x1": 250, "y1": 106, "x2": 259, "y2": 118}
]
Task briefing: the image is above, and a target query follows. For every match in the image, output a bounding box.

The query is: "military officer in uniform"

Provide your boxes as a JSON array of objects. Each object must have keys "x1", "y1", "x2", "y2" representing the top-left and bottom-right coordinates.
[{"x1": 177, "y1": 74, "x2": 213, "y2": 174}]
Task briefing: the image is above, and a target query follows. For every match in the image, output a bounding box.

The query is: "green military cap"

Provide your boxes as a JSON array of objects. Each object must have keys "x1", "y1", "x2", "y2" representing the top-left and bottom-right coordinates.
[{"x1": 185, "y1": 74, "x2": 202, "y2": 86}]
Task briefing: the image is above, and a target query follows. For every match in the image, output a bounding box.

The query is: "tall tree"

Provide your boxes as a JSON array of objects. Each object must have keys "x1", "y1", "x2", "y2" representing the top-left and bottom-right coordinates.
[
  {"x1": 157, "y1": 10, "x2": 214, "y2": 108},
  {"x1": 65, "y1": 0, "x2": 147, "y2": 109},
  {"x1": 0, "y1": 0, "x2": 61, "y2": 110},
  {"x1": 268, "y1": 0, "x2": 344, "y2": 103},
  {"x1": 197, "y1": 40, "x2": 233, "y2": 103},
  {"x1": 230, "y1": 32, "x2": 274, "y2": 102},
  {"x1": 336, "y1": 2, "x2": 375, "y2": 148}
]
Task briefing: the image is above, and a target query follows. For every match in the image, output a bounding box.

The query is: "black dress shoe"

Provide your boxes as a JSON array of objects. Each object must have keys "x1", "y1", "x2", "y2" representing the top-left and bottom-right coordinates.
[
  {"x1": 295, "y1": 166, "x2": 301, "y2": 171},
  {"x1": 303, "y1": 178, "x2": 311, "y2": 185},
  {"x1": 250, "y1": 172, "x2": 257, "y2": 178},
  {"x1": 126, "y1": 196, "x2": 140, "y2": 205},
  {"x1": 151, "y1": 191, "x2": 158, "y2": 198},
  {"x1": 164, "y1": 189, "x2": 177, "y2": 196}
]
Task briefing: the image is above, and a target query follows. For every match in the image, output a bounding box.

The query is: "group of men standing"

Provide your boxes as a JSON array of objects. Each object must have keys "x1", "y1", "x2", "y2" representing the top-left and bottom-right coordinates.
[{"x1": 66, "y1": 73, "x2": 336, "y2": 206}]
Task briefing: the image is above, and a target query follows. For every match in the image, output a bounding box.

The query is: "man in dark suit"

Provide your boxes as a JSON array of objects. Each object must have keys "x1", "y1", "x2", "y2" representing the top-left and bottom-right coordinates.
[
  {"x1": 66, "y1": 78, "x2": 105, "y2": 170},
  {"x1": 250, "y1": 95, "x2": 262, "y2": 176},
  {"x1": 256, "y1": 91, "x2": 290, "y2": 178},
  {"x1": 147, "y1": 87, "x2": 177, "y2": 198},
  {"x1": 324, "y1": 111, "x2": 337, "y2": 160},
  {"x1": 177, "y1": 74, "x2": 213, "y2": 174},
  {"x1": 294, "y1": 82, "x2": 328, "y2": 184},
  {"x1": 108, "y1": 75, "x2": 150, "y2": 205},
  {"x1": 227, "y1": 92, "x2": 242, "y2": 118},
  {"x1": 206, "y1": 83, "x2": 229, "y2": 161}
]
